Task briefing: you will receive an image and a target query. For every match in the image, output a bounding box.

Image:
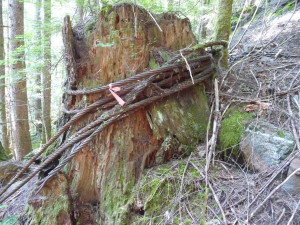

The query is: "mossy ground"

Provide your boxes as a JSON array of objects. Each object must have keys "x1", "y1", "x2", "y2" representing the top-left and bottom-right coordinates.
[
  {"x1": 125, "y1": 155, "x2": 216, "y2": 224},
  {"x1": 27, "y1": 195, "x2": 70, "y2": 225}
]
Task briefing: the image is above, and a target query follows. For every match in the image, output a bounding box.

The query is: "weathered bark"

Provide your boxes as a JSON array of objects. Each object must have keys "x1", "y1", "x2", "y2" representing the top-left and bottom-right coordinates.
[
  {"x1": 30, "y1": 4, "x2": 210, "y2": 224},
  {"x1": 34, "y1": 0, "x2": 42, "y2": 134},
  {"x1": 0, "y1": 0, "x2": 9, "y2": 154},
  {"x1": 214, "y1": 0, "x2": 233, "y2": 67},
  {"x1": 8, "y1": 0, "x2": 32, "y2": 159},
  {"x1": 42, "y1": 0, "x2": 52, "y2": 143}
]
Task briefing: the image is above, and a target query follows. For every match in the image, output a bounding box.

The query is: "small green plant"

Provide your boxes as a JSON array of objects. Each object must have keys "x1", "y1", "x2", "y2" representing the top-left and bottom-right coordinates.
[
  {"x1": 277, "y1": 129, "x2": 285, "y2": 138},
  {"x1": 275, "y1": 1, "x2": 295, "y2": 16},
  {"x1": 95, "y1": 40, "x2": 114, "y2": 47},
  {"x1": 0, "y1": 204, "x2": 8, "y2": 210}
]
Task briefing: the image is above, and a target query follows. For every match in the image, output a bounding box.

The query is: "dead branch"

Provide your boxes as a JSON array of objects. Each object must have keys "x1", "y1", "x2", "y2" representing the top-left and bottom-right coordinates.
[
  {"x1": 250, "y1": 167, "x2": 300, "y2": 219},
  {"x1": 208, "y1": 182, "x2": 227, "y2": 225}
]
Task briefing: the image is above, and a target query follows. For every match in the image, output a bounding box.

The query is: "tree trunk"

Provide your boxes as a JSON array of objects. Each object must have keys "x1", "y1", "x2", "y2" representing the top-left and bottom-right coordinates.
[
  {"x1": 29, "y1": 4, "x2": 211, "y2": 224},
  {"x1": 42, "y1": 0, "x2": 51, "y2": 143},
  {"x1": 34, "y1": 0, "x2": 42, "y2": 134},
  {"x1": 0, "y1": 0, "x2": 9, "y2": 155},
  {"x1": 8, "y1": 0, "x2": 32, "y2": 159},
  {"x1": 214, "y1": 0, "x2": 233, "y2": 67}
]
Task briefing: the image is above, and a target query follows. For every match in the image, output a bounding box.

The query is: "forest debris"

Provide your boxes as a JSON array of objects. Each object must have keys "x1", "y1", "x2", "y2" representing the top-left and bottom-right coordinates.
[
  {"x1": 243, "y1": 101, "x2": 270, "y2": 112},
  {"x1": 275, "y1": 49, "x2": 283, "y2": 59},
  {"x1": 250, "y1": 167, "x2": 300, "y2": 219},
  {"x1": 180, "y1": 49, "x2": 194, "y2": 84}
]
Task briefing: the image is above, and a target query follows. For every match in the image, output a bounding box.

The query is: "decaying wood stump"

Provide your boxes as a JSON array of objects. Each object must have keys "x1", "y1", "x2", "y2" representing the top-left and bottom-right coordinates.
[{"x1": 29, "y1": 3, "x2": 211, "y2": 224}]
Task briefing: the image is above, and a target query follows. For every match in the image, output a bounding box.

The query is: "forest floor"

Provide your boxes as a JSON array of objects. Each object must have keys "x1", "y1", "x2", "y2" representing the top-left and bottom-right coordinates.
[
  {"x1": 134, "y1": 4, "x2": 300, "y2": 225},
  {"x1": 204, "y1": 3, "x2": 300, "y2": 224}
]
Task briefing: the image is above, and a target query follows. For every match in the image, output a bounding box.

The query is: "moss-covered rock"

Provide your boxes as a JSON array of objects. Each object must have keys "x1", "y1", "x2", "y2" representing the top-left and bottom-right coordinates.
[
  {"x1": 124, "y1": 157, "x2": 212, "y2": 224},
  {"x1": 219, "y1": 108, "x2": 254, "y2": 155},
  {"x1": 240, "y1": 120, "x2": 294, "y2": 171}
]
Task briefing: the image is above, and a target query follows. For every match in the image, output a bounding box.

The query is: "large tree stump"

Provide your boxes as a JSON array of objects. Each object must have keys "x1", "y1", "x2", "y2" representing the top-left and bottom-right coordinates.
[{"x1": 29, "y1": 3, "x2": 211, "y2": 224}]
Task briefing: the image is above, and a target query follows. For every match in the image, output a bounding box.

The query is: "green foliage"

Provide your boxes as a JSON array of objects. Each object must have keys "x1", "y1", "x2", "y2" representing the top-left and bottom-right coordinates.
[
  {"x1": 84, "y1": 20, "x2": 97, "y2": 36},
  {"x1": 0, "y1": 216, "x2": 18, "y2": 225},
  {"x1": 149, "y1": 57, "x2": 159, "y2": 69},
  {"x1": 277, "y1": 129, "x2": 285, "y2": 138},
  {"x1": 28, "y1": 195, "x2": 70, "y2": 224},
  {"x1": 220, "y1": 109, "x2": 254, "y2": 154},
  {"x1": 0, "y1": 205, "x2": 8, "y2": 210},
  {"x1": 95, "y1": 41, "x2": 114, "y2": 47},
  {"x1": 231, "y1": 15, "x2": 239, "y2": 24},
  {"x1": 275, "y1": 1, "x2": 295, "y2": 16}
]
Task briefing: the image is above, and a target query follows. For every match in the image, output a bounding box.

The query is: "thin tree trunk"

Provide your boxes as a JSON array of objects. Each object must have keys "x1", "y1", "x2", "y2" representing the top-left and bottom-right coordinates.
[
  {"x1": 0, "y1": 0, "x2": 9, "y2": 154},
  {"x1": 42, "y1": 0, "x2": 51, "y2": 143},
  {"x1": 197, "y1": 0, "x2": 210, "y2": 40},
  {"x1": 76, "y1": 0, "x2": 84, "y2": 22},
  {"x1": 34, "y1": 0, "x2": 42, "y2": 134},
  {"x1": 214, "y1": 0, "x2": 233, "y2": 68},
  {"x1": 8, "y1": 0, "x2": 32, "y2": 159}
]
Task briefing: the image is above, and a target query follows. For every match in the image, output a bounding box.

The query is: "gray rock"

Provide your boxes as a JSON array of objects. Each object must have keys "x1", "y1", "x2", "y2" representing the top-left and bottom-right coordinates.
[
  {"x1": 240, "y1": 120, "x2": 295, "y2": 172},
  {"x1": 282, "y1": 154, "x2": 300, "y2": 194}
]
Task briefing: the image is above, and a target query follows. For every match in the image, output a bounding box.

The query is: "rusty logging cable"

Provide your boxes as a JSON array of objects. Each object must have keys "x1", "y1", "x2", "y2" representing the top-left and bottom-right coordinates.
[
  {"x1": 0, "y1": 67, "x2": 214, "y2": 204},
  {"x1": 0, "y1": 91, "x2": 125, "y2": 198},
  {"x1": 0, "y1": 56, "x2": 212, "y2": 199},
  {"x1": 36, "y1": 68, "x2": 214, "y2": 192},
  {"x1": 0, "y1": 72, "x2": 163, "y2": 202},
  {"x1": 65, "y1": 56, "x2": 211, "y2": 95},
  {"x1": 63, "y1": 61, "x2": 211, "y2": 115}
]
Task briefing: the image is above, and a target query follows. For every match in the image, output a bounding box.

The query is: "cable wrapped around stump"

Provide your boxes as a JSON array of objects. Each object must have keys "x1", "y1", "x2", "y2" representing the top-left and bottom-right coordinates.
[{"x1": 0, "y1": 50, "x2": 217, "y2": 204}]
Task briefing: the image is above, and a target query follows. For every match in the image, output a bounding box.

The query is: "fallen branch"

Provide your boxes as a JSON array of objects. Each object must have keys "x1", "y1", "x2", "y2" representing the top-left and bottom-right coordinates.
[
  {"x1": 250, "y1": 167, "x2": 300, "y2": 219},
  {"x1": 208, "y1": 182, "x2": 227, "y2": 225}
]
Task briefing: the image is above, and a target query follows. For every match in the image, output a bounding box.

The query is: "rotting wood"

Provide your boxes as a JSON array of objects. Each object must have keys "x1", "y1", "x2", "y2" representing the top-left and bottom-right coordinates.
[
  {"x1": 1, "y1": 4, "x2": 228, "y2": 222},
  {"x1": 0, "y1": 54, "x2": 210, "y2": 200},
  {"x1": 0, "y1": 54, "x2": 216, "y2": 203}
]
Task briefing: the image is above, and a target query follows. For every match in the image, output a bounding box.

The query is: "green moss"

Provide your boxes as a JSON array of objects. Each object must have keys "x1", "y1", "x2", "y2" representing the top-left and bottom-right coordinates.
[
  {"x1": 0, "y1": 142, "x2": 7, "y2": 161},
  {"x1": 141, "y1": 177, "x2": 177, "y2": 223},
  {"x1": 277, "y1": 129, "x2": 285, "y2": 138},
  {"x1": 149, "y1": 57, "x2": 159, "y2": 69},
  {"x1": 29, "y1": 195, "x2": 70, "y2": 225},
  {"x1": 220, "y1": 109, "x2": 254, "y2": 155},
  {"x1": 99, "y1": 129, "x2": 139, "y2": 224},
  {"x1": 126, "y1": 160, "x2": 212, "y2": 224},
  {"x1": 148, "y1": 85, "x2": 210, "y2": 145}
]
